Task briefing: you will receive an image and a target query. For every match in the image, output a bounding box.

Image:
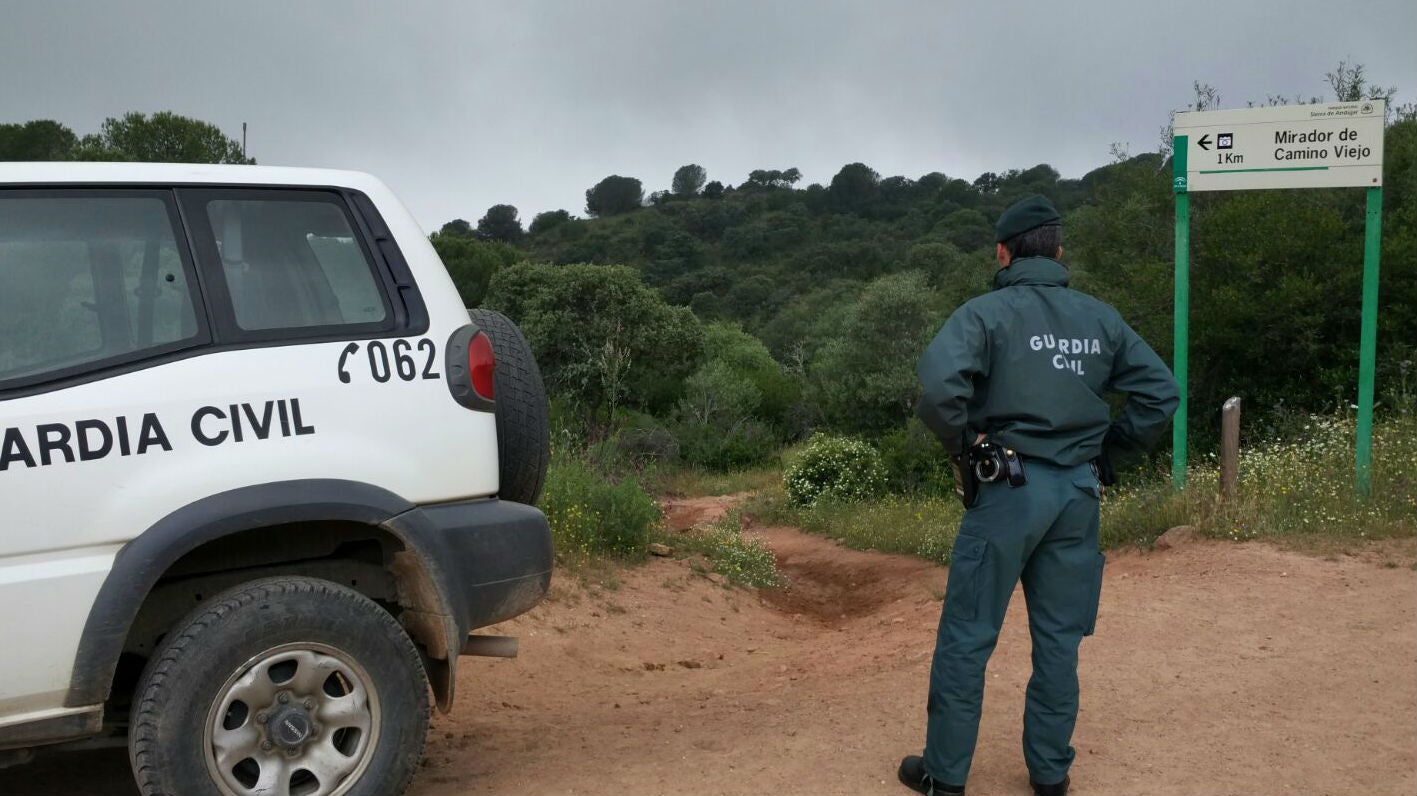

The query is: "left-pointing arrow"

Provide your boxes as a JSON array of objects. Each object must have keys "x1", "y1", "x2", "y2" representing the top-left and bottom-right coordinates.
[{"x1": 1198, "y1": 134, "x2": 1212, "y2": 151}]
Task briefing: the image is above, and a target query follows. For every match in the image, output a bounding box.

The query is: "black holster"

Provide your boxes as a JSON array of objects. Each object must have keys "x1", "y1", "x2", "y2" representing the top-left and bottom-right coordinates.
[{"x1": 951, "y1": 452, "x2": 977, "y2": 509}]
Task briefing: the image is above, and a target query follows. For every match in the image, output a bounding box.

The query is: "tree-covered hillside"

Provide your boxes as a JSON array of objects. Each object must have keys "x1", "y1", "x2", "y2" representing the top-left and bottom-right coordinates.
[
  {"x1": 4, "y1": 71, "x2": 1411, "y2": 469},
  {"x1": 434, "y1": 89, "x2": 1414, "y2": 458}
]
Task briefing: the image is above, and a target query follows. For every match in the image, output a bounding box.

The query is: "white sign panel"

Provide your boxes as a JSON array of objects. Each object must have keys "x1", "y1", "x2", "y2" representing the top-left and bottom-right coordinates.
[{"x1": 1174, "y1": 100, "x2": 1385, "y2": 191}]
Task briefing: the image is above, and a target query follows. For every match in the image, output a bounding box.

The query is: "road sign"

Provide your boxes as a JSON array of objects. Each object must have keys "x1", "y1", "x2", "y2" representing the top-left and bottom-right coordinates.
[
  {"x1": 1174, "y1": 100, "x2": 1385, "y2": 192},
  {"x1": 1168, "y1": 100, "x2": 1387, "y2": 496}
]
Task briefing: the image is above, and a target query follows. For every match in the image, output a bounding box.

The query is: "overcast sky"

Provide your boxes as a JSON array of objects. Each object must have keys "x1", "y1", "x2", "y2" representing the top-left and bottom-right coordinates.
[{"x1": 3, "y1": 0, "x2": 1413, "y2": 230}]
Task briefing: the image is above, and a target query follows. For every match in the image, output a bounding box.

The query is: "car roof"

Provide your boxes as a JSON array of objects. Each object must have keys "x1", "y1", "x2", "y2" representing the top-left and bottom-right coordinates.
[{"x1": 0, "y1": 162, "x2": 387, "y2": 192}]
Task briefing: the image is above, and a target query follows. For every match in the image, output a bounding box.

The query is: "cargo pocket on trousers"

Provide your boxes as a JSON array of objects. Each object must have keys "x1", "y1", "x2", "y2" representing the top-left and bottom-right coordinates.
[
  {"x1": 945, "y1": 533, "x2": 988, "y2": 622},
  {"x1": 1083, "y1": 551, "x2": 1105, "y2": 636}
]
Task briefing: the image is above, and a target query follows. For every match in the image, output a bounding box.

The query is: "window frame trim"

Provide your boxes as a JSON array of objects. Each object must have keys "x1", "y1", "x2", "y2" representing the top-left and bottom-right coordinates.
[
  {"x1": 0, "y1": 187, "x2": 213, "y2": 393},
  {"x1": 0, "y1": 182, "x2": 431, "y2": 401},
  {"x1": 176, "y1": 187, "x2": 399, "y2": 344}
]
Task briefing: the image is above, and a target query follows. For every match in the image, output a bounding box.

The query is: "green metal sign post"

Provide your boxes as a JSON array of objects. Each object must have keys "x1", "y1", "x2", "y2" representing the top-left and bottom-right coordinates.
[
  {"x1": 1171, "y1": 136, "x2": 1190, "y2": 490},
  {"x1": 1355, "y1": 186, "x2": 1383, "y2": 496},
  {"x1": 1169, "y1": 100, "x2": 1385, "y2": 496}
]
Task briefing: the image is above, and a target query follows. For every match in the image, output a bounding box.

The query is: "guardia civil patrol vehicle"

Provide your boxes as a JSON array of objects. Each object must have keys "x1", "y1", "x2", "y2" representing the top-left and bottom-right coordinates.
[{"x1": 0, "y1": 163, "x2": 553, "y2": 796}]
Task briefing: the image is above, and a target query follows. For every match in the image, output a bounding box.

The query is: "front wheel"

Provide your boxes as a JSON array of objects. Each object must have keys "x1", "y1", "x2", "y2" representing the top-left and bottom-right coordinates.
[{"x1": 129, "y1": 577, "x2": 430, "y2": 796}]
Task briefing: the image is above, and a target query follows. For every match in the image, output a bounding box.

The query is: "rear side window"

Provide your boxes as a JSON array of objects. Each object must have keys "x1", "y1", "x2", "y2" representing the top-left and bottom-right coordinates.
[
  {"x1": 0, "y1": 191, "x2": 203, "y2": 389},
  {"x1": 185, "y1": 191, "x2": 392, "y2": 336}
]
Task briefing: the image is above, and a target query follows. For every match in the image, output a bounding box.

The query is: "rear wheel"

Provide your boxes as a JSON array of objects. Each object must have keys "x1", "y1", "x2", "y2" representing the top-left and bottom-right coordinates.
[
  {"x1": 129, "y1": 577, "x2": 429, "y2": 796},
  {"x1": 468, "y1": 308, "x2": 550, "y2": 505}
]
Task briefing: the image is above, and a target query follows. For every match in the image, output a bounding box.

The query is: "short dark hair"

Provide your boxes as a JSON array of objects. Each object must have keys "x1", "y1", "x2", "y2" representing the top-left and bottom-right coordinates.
[{"x1": 1004, "y1": 224, "x2": 1062, "y2": 259}]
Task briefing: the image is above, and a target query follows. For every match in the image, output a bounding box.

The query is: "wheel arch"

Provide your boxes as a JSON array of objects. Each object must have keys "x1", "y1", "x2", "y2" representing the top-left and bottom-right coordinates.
[{"x1": 66, "y1": 479, "x2": 464, "y2": 712}]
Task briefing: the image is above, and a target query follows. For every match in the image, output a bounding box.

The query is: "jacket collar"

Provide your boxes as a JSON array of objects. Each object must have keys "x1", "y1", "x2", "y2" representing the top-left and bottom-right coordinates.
[{"x1": 993, "y1": 256, "x2": 1070, "y2": 290}]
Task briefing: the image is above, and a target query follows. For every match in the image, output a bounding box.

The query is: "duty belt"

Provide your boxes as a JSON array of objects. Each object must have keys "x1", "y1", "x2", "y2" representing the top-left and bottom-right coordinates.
[{"x1": 952, "y1": 442, "x2": 1027, "y2": 508}]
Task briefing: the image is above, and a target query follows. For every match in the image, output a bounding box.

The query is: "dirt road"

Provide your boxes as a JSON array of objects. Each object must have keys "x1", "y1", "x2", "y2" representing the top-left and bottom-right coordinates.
[{"x1": 6, "y1": 496, "x2": 1414, "y2": 795}]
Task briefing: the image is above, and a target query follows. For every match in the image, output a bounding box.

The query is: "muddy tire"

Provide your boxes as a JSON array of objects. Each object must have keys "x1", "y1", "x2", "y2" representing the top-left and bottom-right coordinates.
[
  {"x1": 468, "y1": 308, "x2": 550, "y2": 506},
  {"x1": 129, "y1": 577, "x2": 429, "y2": 796}
]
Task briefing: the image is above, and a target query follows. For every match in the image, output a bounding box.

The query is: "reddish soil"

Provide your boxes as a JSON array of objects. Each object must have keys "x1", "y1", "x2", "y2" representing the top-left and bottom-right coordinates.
[{"x1": 6, "y1": 496, "x2": 1414, "y2": 795}]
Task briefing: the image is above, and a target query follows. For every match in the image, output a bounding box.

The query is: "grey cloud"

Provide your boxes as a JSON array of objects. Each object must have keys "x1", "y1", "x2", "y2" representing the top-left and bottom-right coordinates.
[{"x1": 2, "y1": 0, "x2": 1413, "y2": 230}]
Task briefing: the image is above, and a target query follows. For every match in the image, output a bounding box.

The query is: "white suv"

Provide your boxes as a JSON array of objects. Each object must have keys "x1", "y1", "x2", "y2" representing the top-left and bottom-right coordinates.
[{"x1": 0, "y1": 163, "x2": 552, "y2": 796}]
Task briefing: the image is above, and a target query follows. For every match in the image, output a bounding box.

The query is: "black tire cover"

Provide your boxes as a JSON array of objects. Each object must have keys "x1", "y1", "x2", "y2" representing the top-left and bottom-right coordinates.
[{"x1": 467, "y1": 308, "x2": 550, "y2": 505}]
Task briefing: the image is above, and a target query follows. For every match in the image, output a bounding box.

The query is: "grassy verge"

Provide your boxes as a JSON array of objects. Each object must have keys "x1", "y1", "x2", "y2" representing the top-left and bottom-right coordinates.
[
  {"x1": 541, "y1": 449, "x2": 661, "y2": 566},
  {"x1": 748, "y1": 487, "x2": 963, "y2": 562},
  {"x1": 647, "y1": 464, "x2": 782, "y2": 498},
  {"x1": 1105, "y1": 414, "x2": 1415, "y2": 546},
  {"x1": 543, "y1": 449, "x2": 783, "y2": 587},
  {"x1": 544, "y1": 415, "x2": 1413, "y2": 589},
  {"x1": 656, "y1": 509, "x2": 782, "y2": 588},
  {"x1": 747, "y1": 415, "x2": 1415, "y2": 562}
]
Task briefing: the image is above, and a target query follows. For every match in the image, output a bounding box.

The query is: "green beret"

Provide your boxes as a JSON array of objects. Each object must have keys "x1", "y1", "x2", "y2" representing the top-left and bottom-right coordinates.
[{"x1": 994, "y1": 194, "x2": 1061, "y2": 243}]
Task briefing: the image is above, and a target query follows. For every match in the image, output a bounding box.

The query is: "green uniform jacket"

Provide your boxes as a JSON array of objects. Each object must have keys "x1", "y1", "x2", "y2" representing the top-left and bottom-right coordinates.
[{"x1": 916, "y1": 257, "x2": 1179, "y2": 466}]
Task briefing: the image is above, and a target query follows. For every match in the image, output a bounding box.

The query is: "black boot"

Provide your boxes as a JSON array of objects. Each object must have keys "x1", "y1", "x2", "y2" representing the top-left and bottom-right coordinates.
[
  {"x1": 1030, "y1": 775, "x2": 1070, "y2": 796},
  {"x1": 897, "y1": 755, "x2": 965, "y2": 795}
]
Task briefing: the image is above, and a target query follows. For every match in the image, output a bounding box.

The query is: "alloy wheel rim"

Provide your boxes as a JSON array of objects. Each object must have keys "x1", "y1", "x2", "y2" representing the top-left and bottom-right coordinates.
[{"x1": 202, "y1": 642, "x2": 381, "y2": 796}]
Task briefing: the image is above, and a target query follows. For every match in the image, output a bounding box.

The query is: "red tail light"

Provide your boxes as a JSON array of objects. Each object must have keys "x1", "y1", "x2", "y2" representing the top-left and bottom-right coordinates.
[{"x1": 469, "y1": 331, "x2": 496, "y2": 401}]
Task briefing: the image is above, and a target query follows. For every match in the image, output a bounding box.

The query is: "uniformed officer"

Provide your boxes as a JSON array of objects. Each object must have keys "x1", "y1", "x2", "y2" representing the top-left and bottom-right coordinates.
[{"x1": 898, "y1": 195, "x2": 1179, "y2": 796}]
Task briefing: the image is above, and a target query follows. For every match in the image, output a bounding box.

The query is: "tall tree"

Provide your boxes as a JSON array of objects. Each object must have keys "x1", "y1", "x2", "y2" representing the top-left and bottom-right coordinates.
[
  {"x1": 672, "y1": 164, "x2": 707, "y2": 196},
  {"x1": 484, "y1": 263, "x2": 704, "y2": 418},
  {"x1": 529, "y1": 209, "x2": 573, "y2": 236},
  {"x1": 809, "y1": 271, "x2": 939, "y2": 433},
  {"x1": 476, "y1": 204, "x2": 524, "y2": 243},
  {"x1": 439, "y1": 218, "x2": 475, "y2": 238},
  {"x1": 0, "y1": 120, "x2": 77, "y2": 160},
  {"x1": 585, "y1": 175, "x2": 644, "y2": 217},
  {"x1": 745, "y1": 168, "x2": 802, "y2": 190},
  {"x1": 829, "y1": 162, "x2": 880, "y2": 212},
  {"x1": 429, "y1": 233, "x2": 519, "y2": 307},
  {"x1": 72, "y1": 111, "x2": 254, "y2": 164}
]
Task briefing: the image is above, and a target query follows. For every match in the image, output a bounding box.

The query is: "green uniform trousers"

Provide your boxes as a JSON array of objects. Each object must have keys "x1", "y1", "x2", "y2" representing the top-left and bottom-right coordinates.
[{"x1": 924, "y1": 459, "x2": 1105, "y2": 786}]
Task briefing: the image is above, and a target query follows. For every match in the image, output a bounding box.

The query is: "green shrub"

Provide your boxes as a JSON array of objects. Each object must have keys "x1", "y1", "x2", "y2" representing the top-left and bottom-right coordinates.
[
  {"x1": 675, "y1": 418, "x2": 778, "y2": 470},
  {"x1": 611, "y1": 426, "x2": 681, "y2": 466},
  {"x1": 876, "y1": 417, "x2": 953, "y2": 495},
  {"x1": 671, "y1": 324, "x2": 797, "y2": 471},
  {"x1": 541, "y1": 451, "x2": 660, "y2": 560},
  {"x1": 783, "y1": 434, "x2": 887, "y2": 507},
  {"x1": 806, "y1": 271, "x2": 941, "y2": 434}
]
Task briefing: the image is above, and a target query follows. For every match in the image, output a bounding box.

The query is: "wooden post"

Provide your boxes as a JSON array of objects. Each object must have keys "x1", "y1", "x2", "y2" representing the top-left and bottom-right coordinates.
[{"x1": 1220, "y1": 397, "x2": 1241, "y2": 501}]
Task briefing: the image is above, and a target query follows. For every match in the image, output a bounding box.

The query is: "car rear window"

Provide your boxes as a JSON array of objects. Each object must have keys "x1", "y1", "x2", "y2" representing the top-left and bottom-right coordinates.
[
  {"x1": 200, "y1": 195, "x2": 390, "y2": 333},
  {"x1": 0, "y1": 192, "x2": 203, "y2": 388}
]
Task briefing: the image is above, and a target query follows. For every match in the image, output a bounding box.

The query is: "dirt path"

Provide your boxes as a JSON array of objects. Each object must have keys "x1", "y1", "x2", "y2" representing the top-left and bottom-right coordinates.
[
  {"x1": 6, "y1": 496, "x2": 1414, "y2": 795},
  {"x1": 417, "y1": 497, "x2": 1416, "y2": 796}
]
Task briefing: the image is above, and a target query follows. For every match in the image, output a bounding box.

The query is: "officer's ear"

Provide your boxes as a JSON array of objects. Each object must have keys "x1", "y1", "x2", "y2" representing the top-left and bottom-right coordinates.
[
  {"x1": 995, "y1": 243, "x2": 1011, "y2": 267},
  {"x1": 1056, "y1": 246, "x2": 1065, "y2": 260}
]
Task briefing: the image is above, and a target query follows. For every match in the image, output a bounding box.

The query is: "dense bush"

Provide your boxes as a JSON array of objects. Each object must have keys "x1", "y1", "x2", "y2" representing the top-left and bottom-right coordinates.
[
  {"x1": 673, "y1": 323, "x2": 797, "y2": 470},
  {"x1": 675, "y1": 418, "x2": 778, "y2": 470},
  {"x1": 783, "y1": 434, "x2": 887, "y2": 507},
  {"x1": 484, "y1": 262, "x2": 705, "y2": 419},
  {"x1": 610, "y1": 426, "x2": 681, "y2": 466},
  {"x1": 876, "y1": 417, "x2": 953, "y2": 495},
  {"x1": 808, "y1": 271, "x2": 943, "y2": 434},
  {"x1": 429, "y1": 233, "x2": 520, "y2": 306},
  {"x1": 541, "y1": 451, "x2": 661, "y2": 560}
]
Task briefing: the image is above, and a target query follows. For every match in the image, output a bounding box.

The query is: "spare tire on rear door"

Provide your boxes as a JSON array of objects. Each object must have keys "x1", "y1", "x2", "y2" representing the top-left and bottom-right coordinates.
[{"x1": 467, "y1": 309, "x2": 550, "y2": 506}]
